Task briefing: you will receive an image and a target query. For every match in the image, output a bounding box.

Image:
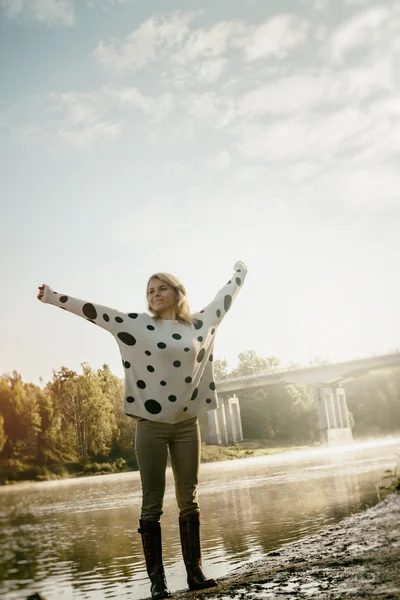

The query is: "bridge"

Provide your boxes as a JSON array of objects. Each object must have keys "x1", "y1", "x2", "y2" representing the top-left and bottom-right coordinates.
[
  {"x1": 203, "y1": 352, "x2": 400, "y2": 446},
  {"x1": 216, "y1": 352, "x2": 400, "y2": 393}
]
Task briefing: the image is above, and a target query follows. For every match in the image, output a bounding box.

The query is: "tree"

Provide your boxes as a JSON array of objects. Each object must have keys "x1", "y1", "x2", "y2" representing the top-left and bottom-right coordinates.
[
  {"x1": 0, "y1": 372, "x2": 41, "y2": 460},
  {"x1": 0, "y1": 415, "x2": 7, "y2": 454},
  {"x1": 213, "y1": 359, "x2": 230, "y2": 380},
  {"x1": 46, "y1": 364, "x2": 117, "y2": 464},
  {"x1": 231, "y1": 350, "x2": 280, "y2": 377}
]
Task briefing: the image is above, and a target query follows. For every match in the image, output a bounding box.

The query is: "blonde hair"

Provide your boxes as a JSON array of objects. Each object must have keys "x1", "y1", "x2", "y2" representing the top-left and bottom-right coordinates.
[{"x1": 147, "y1": 272, "x2": 194, "y2": 326}]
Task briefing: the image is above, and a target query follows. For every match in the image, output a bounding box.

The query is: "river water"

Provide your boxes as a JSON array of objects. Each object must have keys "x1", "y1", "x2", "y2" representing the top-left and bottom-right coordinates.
[{"x1": 0, "y1": 438, "x2": 399, "y2": 600}]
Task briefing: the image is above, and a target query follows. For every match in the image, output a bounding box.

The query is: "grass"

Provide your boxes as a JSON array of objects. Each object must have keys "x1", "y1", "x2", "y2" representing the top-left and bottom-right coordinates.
[{"x1": 200, "y1": 441, "x2": 312, "y2": 462}]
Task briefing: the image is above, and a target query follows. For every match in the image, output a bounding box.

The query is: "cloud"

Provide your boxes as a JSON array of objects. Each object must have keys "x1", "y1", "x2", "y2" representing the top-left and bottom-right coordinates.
[
  {"x1": 14, "y1": 85, "x2": 175, "y2": 147},
  {"x1": 235, "y1": 107, "x2": 383, "y2": 164},
  {"x1": 93, "y1": 10, "x2": 309, "y2": 76},
  {"x1": 93, "y1": 11, "x2": 201, "y2": 71},
  {"x1": 324, "y1": 5, "x2": 396, "y2": 64},
  {"x1": 240, "y1": 14, "x2": 309, "y2": 61},
  {"x1": 238, "y1": 59, "x2": 393, "y2": 117},
  {"x1": 0, "y1": 0, "x2": 74, "y2": 26},
  {"x1": 104, "y1": 86, "x2": 174, "y2": 121}
]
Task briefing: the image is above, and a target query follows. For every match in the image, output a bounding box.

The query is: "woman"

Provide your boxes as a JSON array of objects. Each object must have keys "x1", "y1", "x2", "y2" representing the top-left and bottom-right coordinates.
[{"x1": 37, "y1": 260, "x2": 247, "y2": 599}]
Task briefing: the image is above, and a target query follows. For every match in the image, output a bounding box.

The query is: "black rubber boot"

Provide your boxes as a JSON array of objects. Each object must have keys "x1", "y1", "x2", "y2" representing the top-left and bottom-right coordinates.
[
  {"x1": 179, "y1": 513, "x2": 217, "y2": 591},
  {"x1": 138, "y1": 519, "x2": 172, "y2": 599}
]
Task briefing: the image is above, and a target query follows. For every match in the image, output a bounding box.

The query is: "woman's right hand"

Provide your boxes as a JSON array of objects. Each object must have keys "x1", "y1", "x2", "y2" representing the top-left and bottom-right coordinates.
[{"x1": 37, "y1": 284, "x2": 46, "y2": 301}]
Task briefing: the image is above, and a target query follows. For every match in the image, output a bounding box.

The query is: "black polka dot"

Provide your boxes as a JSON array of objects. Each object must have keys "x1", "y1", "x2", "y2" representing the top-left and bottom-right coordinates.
[
  {"x1": 227, "y1": 280, "x2": 232, "y2": 284},
  {"x1": 206, "y1": 398, "x2": 212, "y2": 404},
  {"x1": 172, "y1": 333, "x2": 181, "y2": 340},
  {"x1": 126, "y1": 396, "x2": 135, "y2": 403},
  {"x1": 185, "y1": 377, "x2": 192, "y2": 383},
  {"x1": 168, "y1": 395, "x2": 177, "y2": 402},
  {"x1": 115, "y1": 316, "x2": 123, "y2": 323},
  {"x1": 60, "y1": 307, "x2": 67, "y2": 310},
  {"x1": 145, "y1": 350, "x2": 152, "y2": 356},
  {"x1": 211, "y1": 328, "x2": 215, "y2": 335},
  {"x1": 147, "y1": 365, "x2": 155, "y2": 373},
  {"x1": 197, "y1": 336, "x2": 203, "y2": 342},
  {"x1": 118, "y1": 332, "x2": 136, "y2": 346},
  {"x1": 216, "y1": 309, "x2": 221, "y2": 318},
  {"x1": 103, "y1": 313, "x2": 110, "y2": 322},
  {"x1": 173, "y1": 361, "x2": 181, "y2": 368},
  {"x1": 137, "y1": 380, "x2": 146, "y2": 389},
  {"x1": 200, "y1": 310, "x2": 204, "y2": 313},
  {"x1": 83, "y1": 303, "x2": 97, "y2": 320},
  {"x1": 224, "y1": 295, "x2": 232, "y2": 312},
  {"x1": 236, "y1": 269, "x2": 242, "y2": 272},
  {"x1": 147, "y1": 325, "x2": 155, "y2": 331},
  {"x1": 160, "y1": 381, "x2": 166, "y2": 386},
  {"x1": 145, "y1": 400, "x2": 162, "y2": 414},
  {"x1": 191, "y1": 388, "x2": 198, "y2": 401},
  {"x1": 128, "y1": 313, "x2": 138, "y2": 319},
  {"x1": 124, "y1": 361, "x2": 131, "y2": 368},
  {"x1": 183, "y1": 407, "x2": 188, "y2": 412},
  {"x1": 236, "y1": 277, "x2": 242, "y2": 286},
  {"x1": 157, "y1": 342, "x2": 167, "y2": 349},
  {"x1": 86, "y1": 319, "x2": 96, "y2": 324},
  {"x1": 209, "y1": 382, "x2": 216, "y2": 391},
  {"x1": 53, "y1": 291, "x2": 57, "y2": 294},
  {"x1": 197, "y1": 348, "x2": 205, "y2": 363},
  {"x1": 184, "y1": 347, "x2": 190, "y2": 352},
  {"x1": 194, "y1": 319, "x2": 203, "y2": 330},
  {"x1": 209, "y1": 354, "x2": 214, "y2": 362},
  {"x1": 60, "y1": 296, "x2": 68, "y2": 303}
]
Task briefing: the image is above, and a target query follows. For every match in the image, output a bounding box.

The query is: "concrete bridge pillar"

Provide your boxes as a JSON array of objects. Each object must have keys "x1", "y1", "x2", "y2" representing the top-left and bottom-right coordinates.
[
  {"x1": 315, "y1": 385, "x2": 353, "y2": 446},
  {"x1": 205, "y1": 394, "x2": 244, "y2": 444}
]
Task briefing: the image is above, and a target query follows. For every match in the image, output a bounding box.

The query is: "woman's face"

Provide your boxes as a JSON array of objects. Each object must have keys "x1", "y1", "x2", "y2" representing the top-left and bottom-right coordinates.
[{"x1": 147, "y1": 278, "x2": 177, "y2": 313}]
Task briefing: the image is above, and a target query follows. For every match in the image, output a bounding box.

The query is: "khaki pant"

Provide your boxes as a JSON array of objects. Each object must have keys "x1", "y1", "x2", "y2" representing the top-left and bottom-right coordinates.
[{"x1": 135, "y1": 417, "x2": 201, "y2": 521}]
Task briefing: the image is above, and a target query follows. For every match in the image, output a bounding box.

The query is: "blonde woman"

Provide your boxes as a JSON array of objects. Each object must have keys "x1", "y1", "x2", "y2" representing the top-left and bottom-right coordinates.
[{"x1": 37, "y1": 261, "x2": 247, "y2": 599}]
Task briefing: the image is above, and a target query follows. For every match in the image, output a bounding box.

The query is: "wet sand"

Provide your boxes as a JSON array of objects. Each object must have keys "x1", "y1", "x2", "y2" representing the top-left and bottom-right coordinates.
[{"x1": 175, "y1": 492, "x2": 400, "y2": 599}]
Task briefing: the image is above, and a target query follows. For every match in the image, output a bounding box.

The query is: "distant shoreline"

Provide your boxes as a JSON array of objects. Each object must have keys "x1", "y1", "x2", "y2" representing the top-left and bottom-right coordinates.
[{"x1": 0, "y1": 442, "x2": 312, "y2": 486}]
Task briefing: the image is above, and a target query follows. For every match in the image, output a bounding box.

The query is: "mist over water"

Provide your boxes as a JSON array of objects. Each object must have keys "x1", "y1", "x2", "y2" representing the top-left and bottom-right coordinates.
[{"x1": 1, "y1": 438, "x2": 399, "y2": 600}]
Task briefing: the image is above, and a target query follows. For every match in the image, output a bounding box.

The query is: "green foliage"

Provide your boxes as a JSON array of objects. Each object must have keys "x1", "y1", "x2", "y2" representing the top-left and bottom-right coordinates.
[
  {"x1": 345, "y1": 367, "x2": 400, "y2": 437},
  {"x1": 231, "y1": 350, "x2": 281, "y2": 377},
  {"x1": 0, "y1": 364, "x2": 134, "y2": 484}
]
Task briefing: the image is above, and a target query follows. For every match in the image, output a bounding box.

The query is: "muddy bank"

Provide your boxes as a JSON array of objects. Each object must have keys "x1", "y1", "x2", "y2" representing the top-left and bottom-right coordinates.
[{"x1": 176, "y1": 492, "x2": 400, "y2": 599}]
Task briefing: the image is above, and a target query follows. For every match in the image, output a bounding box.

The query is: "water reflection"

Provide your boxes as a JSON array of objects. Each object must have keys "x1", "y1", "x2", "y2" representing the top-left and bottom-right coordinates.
[{"x1": 0, "y1": 438, "x2": 399, "y2": 600}]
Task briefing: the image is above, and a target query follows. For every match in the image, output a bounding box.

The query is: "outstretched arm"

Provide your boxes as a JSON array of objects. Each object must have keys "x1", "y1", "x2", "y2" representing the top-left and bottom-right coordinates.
[
  {"x1": 37, "y1": 284, "x2": 126, "y2": 336},
  {"x1": 193, "y1": 261, "x2": 248, "y2": 328}
]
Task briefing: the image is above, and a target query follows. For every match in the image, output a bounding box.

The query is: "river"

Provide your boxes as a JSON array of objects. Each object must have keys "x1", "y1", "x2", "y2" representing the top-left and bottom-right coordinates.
[{"x1": 0, "y1": 437, "x2": 399, "y2": 600}]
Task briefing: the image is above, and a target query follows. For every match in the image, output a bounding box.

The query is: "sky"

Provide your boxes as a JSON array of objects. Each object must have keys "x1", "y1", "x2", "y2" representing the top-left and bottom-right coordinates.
[{"x1": 0, "y1": 0, "x2": 399, "y2": 387}]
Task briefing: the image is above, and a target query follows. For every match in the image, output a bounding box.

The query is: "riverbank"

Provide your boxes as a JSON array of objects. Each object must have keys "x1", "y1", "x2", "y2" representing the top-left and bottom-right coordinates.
[
  {"x1": 177, "y1": 491, "x2": 400, "y2": 600},
  {"x1": 0, "y1": 442, "x2": 312, "y2": 485}
]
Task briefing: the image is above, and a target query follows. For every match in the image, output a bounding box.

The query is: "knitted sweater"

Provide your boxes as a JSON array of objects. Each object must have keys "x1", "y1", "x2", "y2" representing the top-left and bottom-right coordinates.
[{"x1": 41, "y1": 262, "x2": 247, "y2": 424}]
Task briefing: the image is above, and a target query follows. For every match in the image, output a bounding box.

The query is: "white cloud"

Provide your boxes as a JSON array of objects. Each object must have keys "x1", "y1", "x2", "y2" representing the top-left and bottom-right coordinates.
[
  {"x1": 93, "y1": 11, "x2": 309, "y2": 74},
  {"x1": 93, "y1": 11, "x2": 201, "y2": 71},
  {"x1": 238, "y1": 59, "x2": 393, "y2": 117},
  {"x1": 205, "y1": 151, "x2": 231, "y2": 171},
  {"x1": 104, "y1": 86, "x2": 174, "y2": 121},
  {"x1": 0, "y1": 0, "x2": 74, "y2": 26},
  {"x1": 241, "y1": 14, "x2": 309, "y2": 61},
  {"x1": 236, "y1": 108, "x2": 379, "y2": 163},
  {"x1": 58, "y1": 120, "x2": 122, "y2": 147},
  {"x1": 325, "y1": 6, "x2": 395, "y2": 64},
  {"x1": 14, "y1": 85, "x2": 175, "y2": 147}
]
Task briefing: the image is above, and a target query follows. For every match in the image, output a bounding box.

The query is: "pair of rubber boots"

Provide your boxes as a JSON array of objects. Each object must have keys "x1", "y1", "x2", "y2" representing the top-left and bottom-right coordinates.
[{"x1": 138, "y1": 513, "x2": 217, "y2": 599}]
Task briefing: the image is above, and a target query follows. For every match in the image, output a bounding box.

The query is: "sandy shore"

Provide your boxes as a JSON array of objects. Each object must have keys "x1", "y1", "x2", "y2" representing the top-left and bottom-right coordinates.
[{"x1": 175, "y1": 492, "x2": 400, "y2": 600}]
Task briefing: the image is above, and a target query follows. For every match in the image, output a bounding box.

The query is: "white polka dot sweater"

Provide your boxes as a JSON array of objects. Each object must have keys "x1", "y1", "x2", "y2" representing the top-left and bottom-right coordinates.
[{"x1": 41, "y1": 262, "x2": 247, "y2": 424}]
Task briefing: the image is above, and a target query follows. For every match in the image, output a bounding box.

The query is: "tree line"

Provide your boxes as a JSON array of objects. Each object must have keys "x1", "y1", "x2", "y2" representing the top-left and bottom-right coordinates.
[{"x1": 1, "y1": 351, "x2": 399, "y2": 484}]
